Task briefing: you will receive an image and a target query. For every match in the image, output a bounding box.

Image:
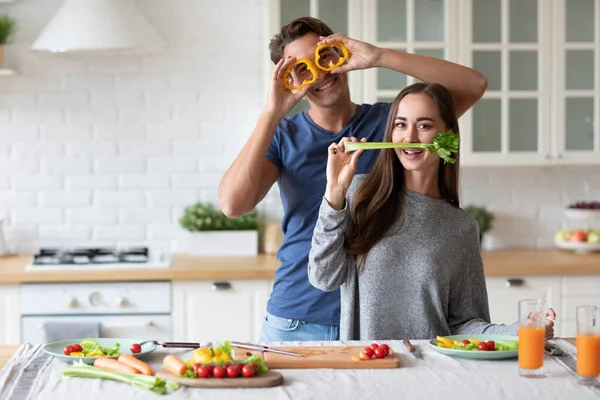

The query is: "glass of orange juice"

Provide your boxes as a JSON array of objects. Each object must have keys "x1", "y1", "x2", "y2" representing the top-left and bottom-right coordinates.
[
  {"x1": 576, "y1": 305, "x2": 600, "y2": 386},
  {"x1": 518, "y1": 299, "x2": 546, "y2": 378}
]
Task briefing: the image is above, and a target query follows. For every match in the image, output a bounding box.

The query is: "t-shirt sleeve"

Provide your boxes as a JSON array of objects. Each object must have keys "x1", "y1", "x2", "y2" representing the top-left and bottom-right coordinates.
[{"x1": 266, "y1": 126, "x2": 282, "y2": 170}]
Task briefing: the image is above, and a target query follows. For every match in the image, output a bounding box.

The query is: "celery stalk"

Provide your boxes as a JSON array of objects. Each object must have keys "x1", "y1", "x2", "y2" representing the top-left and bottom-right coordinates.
[
  {"x1": 63, "y1": 361, "x2": 180, "y2": 395},
  {"x1": 343, "y1": 142, "x2": 426, "y2": 151}
]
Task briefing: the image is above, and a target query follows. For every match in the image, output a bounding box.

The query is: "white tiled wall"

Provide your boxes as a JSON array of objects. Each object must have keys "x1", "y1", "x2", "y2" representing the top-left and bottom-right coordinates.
[{"x1": 0, "y1": 0, "x2": 598, "y2": 253}]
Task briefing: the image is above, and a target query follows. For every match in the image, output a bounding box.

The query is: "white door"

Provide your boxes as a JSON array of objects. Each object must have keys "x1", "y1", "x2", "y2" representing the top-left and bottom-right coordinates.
[
  {"x1": 0, "y1": 285, "x2": 20, "y2": 344},
  {"x1": 485, "y1": 276, "x2": 561, "y2": 325},
  {"x1": 172, "y1": 280, "x2": 271, "y2": 343}
]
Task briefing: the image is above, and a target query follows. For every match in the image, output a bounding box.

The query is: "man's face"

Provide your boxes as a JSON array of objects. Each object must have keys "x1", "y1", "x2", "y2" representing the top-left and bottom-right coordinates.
[{"x1": 283, "y1": 33, "x2": 349, "y2": 108}]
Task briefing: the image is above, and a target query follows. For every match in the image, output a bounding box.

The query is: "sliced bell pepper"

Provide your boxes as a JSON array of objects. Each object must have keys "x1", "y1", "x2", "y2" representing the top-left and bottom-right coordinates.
[
  {"x1": 282, "y1": 57, "x2": 318, "y2": 91},
  {"x1": 314, "y1": 42, "x2": 349, "y2": 71}
]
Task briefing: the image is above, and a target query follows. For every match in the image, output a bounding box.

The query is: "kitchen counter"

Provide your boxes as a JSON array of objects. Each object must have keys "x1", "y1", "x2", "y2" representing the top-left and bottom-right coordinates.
[{"x1": 0, "y1": 249, "x2": 599, "y2": 284}]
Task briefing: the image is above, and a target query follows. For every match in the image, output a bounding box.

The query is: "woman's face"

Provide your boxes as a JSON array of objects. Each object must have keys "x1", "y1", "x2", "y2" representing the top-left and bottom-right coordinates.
[{"x1": 391, "y1": 92, "x2": 447, "y2": 172}]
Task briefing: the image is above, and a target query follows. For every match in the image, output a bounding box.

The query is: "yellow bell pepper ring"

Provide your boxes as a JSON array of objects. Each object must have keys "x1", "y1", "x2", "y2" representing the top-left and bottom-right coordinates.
[
  {"x1": 314, "y1": 42, "x2": 349, "y2": 72},
  {"x1": 282, "y1": 57, "x2": 318, "y2": 91}
]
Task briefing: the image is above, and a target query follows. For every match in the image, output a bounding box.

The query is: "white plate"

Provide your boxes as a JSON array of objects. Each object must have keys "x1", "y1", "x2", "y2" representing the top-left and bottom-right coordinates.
[
  {"x1": 555, "y1": 240, "x2": 600, "y2": 254},
  {"x1": 564, "y1": 209, "x2": 600, "y2": 220}
]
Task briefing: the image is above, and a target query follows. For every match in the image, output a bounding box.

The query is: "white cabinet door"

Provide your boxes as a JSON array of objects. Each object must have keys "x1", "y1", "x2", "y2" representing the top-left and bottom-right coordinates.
[
  {"x1": 0, "y1": 284, "x2": 20, "y2": 344},
  {"x1": 485, "y1": 276, "x2": 561, "y2": 325},
  {"x1": 172, "y1": 280, "x2": 271, "y2": 343},
  {"x1": 560, "y1": 276, "x2": 600, "y2": 337}
]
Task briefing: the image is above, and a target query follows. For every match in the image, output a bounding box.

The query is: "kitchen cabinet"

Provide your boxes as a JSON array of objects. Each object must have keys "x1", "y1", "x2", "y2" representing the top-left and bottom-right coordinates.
[
  {"x1": 172, "y1": 280, "x2": 272, "y2": 343},
  {"x1": 485, "y1": 276, "x2": 561, "y2": 326},
  {"x1": 271, "y1": 0, "x2": 600, "y2": 165},
  {"x1": 560, "y1": 276, "x2": 600, "y2": 337},
  {"x1": 0, "y1": 284, "x2": 20, "y2": 344}
]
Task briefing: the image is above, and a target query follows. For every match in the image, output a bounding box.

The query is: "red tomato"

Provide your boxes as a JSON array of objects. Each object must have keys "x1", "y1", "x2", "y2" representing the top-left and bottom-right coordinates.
[
  {"x1": 64, "y1": 345, "x2": 74, "y2": 355},
  {"x1": 197, "y1": 366, "x2": 211, "y2": 378},
  {"x1": 462, "y1": 340, "x2": 471, "y2": 346},
  {"x1": 72, "y1": 344, "x2": 82, "y2": 352},
  {"x1": 369, "y1": 343, "x2": 379, "y2": 351},
  {"x1": 242, "y1": 365, "x2": 256, "y2": 378},
  {"x1": 362, "y1": 347, "x2": 374, "y2": 358},
  {"x1": 249, "y1": 362, "x2": 259, "y2": 371},
  {"x1": 373, "y1": 347, "x2": 386, "y2": 359},
  {"x1": 226, "y1": 365, "x2": 239, "y2": 378},
  {"x1": 486, "y1": 341, "x2": 496, "y2": 351},
  {"x1": 130, "y1": 343, "x2": 142, "y2": 354},
  {"x1": 477, "y1": 342, "x2": 488, "y2": 351},
  {"x1": 212, "y1": 366, "x2": 226, "y2": 378},
  {"x1": 191, "y1": 363, "x2": 201, "y2": 373},
  {"x1": 379, "y1": 344, "x2": 390, "y2": 356}
]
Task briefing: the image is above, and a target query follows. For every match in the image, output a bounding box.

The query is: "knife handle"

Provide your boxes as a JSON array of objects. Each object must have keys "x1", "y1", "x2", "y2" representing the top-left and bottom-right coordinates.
[
  {"x1": 161, "y1": 342, "x2": 204, "y2": 349},
  {"x1": 402, "y1": 339, "x2": 415, "y2": 352}
]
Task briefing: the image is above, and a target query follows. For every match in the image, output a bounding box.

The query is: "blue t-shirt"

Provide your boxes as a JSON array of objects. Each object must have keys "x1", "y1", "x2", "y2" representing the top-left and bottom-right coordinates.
[{"x1": 266, "y1": 102, "x2": 392, "y2": 325}]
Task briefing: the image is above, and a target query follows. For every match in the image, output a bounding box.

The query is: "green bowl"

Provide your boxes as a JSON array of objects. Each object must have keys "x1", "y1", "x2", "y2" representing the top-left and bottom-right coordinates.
[
  {"x1": 429, "y1": 334, "x2": 519, "y2": 360},
  {"x1": 42, "y1": 338, "x2": 157, "y2": 365}
]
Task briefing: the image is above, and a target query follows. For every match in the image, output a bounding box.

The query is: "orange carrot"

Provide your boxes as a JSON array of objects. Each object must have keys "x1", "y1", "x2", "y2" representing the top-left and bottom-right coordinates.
[
  {"x1": 93, "y1": 357, "x2": 138, "y2": 374},
  {"x1": 163, "y1": 354, "x2": 188, "y2": 376},
  {"x1": 117, "y1": 354, "x2": 153, "y2": 376}
]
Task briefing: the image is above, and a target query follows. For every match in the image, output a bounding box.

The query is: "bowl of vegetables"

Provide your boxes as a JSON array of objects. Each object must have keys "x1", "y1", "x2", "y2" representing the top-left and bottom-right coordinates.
[
  {"x1": 429, "y1": 334, "x2": 519, "y2": 359},
  {"x1": 43, "y1": 338, "x2": 156, "y2": 364}
]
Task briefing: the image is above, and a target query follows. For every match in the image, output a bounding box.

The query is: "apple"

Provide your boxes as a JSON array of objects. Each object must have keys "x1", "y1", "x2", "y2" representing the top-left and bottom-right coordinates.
[
  {"x1": 588, "y1": 231, "x2": 600, "y2": 244},
  {"x1": 569, "y1": 230, "x2": 588, "y2": 242},
  {"x1": 554, "y1": 230, "x2": 570, "y2": 242}
]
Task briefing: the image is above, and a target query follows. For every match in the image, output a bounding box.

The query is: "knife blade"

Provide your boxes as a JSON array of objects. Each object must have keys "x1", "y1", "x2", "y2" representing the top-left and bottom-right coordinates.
[
  {"x1": 402, "y1": 339, "x2": 423, "y2": 359},
  {"x1": 230, "y1": 341, "x2": 304, "y2": 357}
]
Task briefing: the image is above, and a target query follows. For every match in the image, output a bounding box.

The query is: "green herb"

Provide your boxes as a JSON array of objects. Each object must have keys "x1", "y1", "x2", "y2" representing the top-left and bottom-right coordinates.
[
  {"x1": 343, "y1": 130, "x2": 460, "y2": 164},
  {"x1": 0, "y1": 16, "x2": 16, "y2": 45},
  {"x1": 181, "y1": 368, "x2": 197, "y2": 378},
  {"x1": 179, "y1": 202, "x2": 259, "y2": 232},
  {"x1": 243, "y1": 354, "x2": 269, "y2": 374},
  {"x1": 63, "y1": 361, "x2": 180, "y2": 395}
]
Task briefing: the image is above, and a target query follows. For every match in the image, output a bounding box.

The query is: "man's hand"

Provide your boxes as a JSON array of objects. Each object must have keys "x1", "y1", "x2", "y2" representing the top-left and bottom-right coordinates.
[
  {"x1": 264, "y1": 56, "x2": 311, "y2": 119},
  {"x1": 318, "y1": 33, "x2": 382, "y2": 74},
  {"x1": 544, "y1": 308, "x2": 557, "y2": 340}
]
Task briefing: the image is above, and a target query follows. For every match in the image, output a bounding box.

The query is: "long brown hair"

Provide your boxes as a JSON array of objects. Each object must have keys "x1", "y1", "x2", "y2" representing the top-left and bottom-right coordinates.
[{"x1": 345, "y1": 82, "x2": 461, "y2": 271}]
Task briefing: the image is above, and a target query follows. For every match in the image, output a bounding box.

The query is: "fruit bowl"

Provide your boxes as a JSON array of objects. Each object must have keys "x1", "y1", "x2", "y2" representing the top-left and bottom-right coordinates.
[
  {"x1": 566, "y1": 201, "x2": 600, "y2": 220},
  {"x1": 555, "y1": 240, "x2": 600, "y2": 254}
]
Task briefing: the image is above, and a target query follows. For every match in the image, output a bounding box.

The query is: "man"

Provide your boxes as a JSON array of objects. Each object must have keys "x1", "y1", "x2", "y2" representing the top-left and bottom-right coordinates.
[{"x1": 218, "y1": 17, "x2": 488, "y2": 341}]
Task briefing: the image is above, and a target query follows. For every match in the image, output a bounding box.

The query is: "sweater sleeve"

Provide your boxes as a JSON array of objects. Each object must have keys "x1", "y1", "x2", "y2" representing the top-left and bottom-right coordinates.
[
  {"x1": 307, "y1": 197, "x2": 354, "y2": 292},
  {"x1": 448, "y1": 221, "x2": 518, "y2": 336}
]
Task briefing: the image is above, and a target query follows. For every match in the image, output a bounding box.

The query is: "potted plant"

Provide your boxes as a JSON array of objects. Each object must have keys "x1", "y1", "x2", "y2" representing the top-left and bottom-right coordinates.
[
  {"x1": 176, "y1": 202, "x2": 259, "y2": 256},
  {"x1": 464, "y1": 205, "x2": 494, "y2": 245},
  {"x1": 0, "y1": 15, "x2": 16, "y2": 68}
]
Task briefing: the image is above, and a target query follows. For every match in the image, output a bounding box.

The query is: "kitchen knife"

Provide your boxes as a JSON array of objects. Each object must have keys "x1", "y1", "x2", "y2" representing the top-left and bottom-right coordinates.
[
  {"x1": 230, "y1": 341, "x2": 304, "y2": 357},
  {"x1": 402, "y1": 339, "x2": 423, "y2": 359}
]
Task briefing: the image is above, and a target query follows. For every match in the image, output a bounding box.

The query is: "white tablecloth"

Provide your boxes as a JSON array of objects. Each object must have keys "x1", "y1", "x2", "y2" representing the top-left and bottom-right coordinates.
[{"x1": 1, "y1": 340, "x2": 598, "y2": 400}]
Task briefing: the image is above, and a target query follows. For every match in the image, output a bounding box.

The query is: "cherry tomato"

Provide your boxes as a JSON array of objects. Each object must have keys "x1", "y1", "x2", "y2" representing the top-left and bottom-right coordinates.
[
  {"x1": 362, "y1": 347, "x2": 374, "y2": 358},
  {"x1": 462, "y1": 340, "x2": 471, "y2": 346},
  {"x1": 212, "y1": 366, "x2": 226, "y2": 378},
  {"x1": 130, "y1": 343, "x2": 142, "y2": 354},
  {"x1": 197, "y1": 366, "x2": 211, "y2": 378},
  {"x1": 486, "y1": 340, "x2": 496, "y2": 351},
  {"x1": 226, "y1": 365, "x2": 239, "y2": 378},
  {"x1": 204, "y1": 365, "x2": 214, "y2": 376},
  {"x1": 72, "y1": 344, "x2": 82, "y2": 352},
  {"x1": 242, "y1": 364, "x2": 256, "y2": 378},
  {"x1": 373, "y1": 347, "x2": 386, "y2": 359},
  {"x1": 249, "y1": 362, "x2": 259, "y2": 371},
  {"x1": 370, "y1": 343, "x2": 379, "y2": 351},
  {"x1": 191, "y1": 363, "x2": 201, "y2": 373},
  {"x1": 477, "y1": 342, "x2": 488, "y2": 351},
  {"x1": 64, "y1": 345, "x2": 74, "y2": 355},
  {"x1": 379, "y1": 344, "x2": 390, "y2": 356}
]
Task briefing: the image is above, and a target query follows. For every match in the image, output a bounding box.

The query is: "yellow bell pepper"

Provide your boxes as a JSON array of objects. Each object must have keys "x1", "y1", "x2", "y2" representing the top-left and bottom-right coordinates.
[
  {"x1": 467, "y1": 338, "x2": 480, "y2": 345},
  {"x1": 191, "y1": 348, "x2": 213, "y2": 364},
  {"x1": 69, "y1": 352, "x2": 83, "y2": 357},
  {"x1": 436, "y1": 342, "x2": 452, "y2": 348},
  {"x1": 282, "y1": 58, "x2": 318, "y2": 91},
  {"x1": 314, "y1": 42, "x2": 349, "y2": 71}
]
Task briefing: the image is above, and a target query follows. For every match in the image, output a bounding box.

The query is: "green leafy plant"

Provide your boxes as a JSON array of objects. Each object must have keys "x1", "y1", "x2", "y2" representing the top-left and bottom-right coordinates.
[
  {"x1": 343, "y1": 131, "x2": 461, "y2": 164},
  {"x1": 0, "y1": 16, "x2": 16, "y2": 45},
  {"x1": 464, "y1": 205, "x2": 494, "y2": 239},
  {"x1": 179, "y1": 202, "x2": 258, "y2": 232}
]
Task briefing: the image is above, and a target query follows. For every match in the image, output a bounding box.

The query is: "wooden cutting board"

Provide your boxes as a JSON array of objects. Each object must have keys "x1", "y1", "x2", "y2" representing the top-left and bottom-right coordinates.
[
  {"x1": 233, "y1": 346, "x2": 400, "y2": 369},
  {"x1": 155, "y1": 369, "x2": 284, "y2": 388}
]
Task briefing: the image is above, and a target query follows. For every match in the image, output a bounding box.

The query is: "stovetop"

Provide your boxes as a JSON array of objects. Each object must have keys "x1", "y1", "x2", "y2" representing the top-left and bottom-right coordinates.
[{"x1": 26, "y1": 247, "x2": 170, "y2": 270}]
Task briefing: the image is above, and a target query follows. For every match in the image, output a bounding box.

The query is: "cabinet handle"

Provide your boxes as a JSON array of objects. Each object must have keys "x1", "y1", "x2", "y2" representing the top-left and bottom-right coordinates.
[
  {"x1": 545, "y1": 154, "x2": 552, "y2": 160},
  {"x1": 211, "y1": 281, "x2": 232, "y2": 291},
  {"x1": 505, "y1": 278, "x2": 524, "y2": 288}
]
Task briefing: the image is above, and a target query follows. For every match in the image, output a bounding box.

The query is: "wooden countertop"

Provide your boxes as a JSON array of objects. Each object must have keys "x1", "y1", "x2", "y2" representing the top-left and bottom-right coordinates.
[
  {"x1": 0, "y1": 339, "x2": 579, "y2": 370},
  {"x1": 0, "y1": 249, "x2": 599, "y2": 284}
]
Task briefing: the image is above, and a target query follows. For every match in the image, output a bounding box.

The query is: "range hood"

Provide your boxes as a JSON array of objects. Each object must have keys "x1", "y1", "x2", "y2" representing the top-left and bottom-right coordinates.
[{"x1": 31, "y1": 0, "x2": 164, "y2": 53}]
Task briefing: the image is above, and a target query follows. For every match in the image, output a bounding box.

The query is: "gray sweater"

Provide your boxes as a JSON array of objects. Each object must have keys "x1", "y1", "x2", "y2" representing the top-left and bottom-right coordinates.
[{"x1": 308, "y1": 174, "x2": 517, "y2": 340}]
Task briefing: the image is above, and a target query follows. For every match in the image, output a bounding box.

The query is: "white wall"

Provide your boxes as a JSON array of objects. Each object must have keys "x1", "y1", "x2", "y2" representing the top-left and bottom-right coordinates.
[{"x1": 0, "y1": 0, "x2": 598, "y2": 254}]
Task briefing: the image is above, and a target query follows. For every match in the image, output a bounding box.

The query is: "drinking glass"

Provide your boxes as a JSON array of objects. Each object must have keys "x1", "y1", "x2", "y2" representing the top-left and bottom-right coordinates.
[
  {"x1": 518, "y1": 299, "x2": 546, "y2": 378},
  {"x1": 576, "y1": 305, "x2": 600, "y2": 386}
]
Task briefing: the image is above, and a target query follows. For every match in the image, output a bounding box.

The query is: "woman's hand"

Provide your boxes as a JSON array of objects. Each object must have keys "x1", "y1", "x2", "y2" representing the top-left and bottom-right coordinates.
[
  {"x1": 544, "y1": 308, "x2": 557, "y2": 340},
  {"x1": 264, "y1": 56, "x2": 311, "y2": 120},
  {"x1": 317, "y1": 33, "x2": 382, "y2": 74},
  {"x1": 324, "y1": 137, "x2": 365, "y2": 210}
]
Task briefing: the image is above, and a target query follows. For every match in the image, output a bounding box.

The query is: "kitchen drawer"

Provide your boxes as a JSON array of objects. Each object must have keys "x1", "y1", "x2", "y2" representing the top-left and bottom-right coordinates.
[{"x1": 562, "y1": 276, "x2": 600, "y2": 297}]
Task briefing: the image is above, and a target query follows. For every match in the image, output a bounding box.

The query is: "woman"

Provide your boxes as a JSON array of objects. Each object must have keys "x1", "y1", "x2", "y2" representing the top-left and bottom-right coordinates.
[{"x1": 307, "y1": 82, "x2": 556, "y2": 340}]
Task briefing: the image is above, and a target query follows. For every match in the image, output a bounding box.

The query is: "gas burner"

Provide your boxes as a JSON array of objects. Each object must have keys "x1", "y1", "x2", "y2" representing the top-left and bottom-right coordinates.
[{"x1": 27, "y1": 247, "x2": 165, "y2": 270}]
